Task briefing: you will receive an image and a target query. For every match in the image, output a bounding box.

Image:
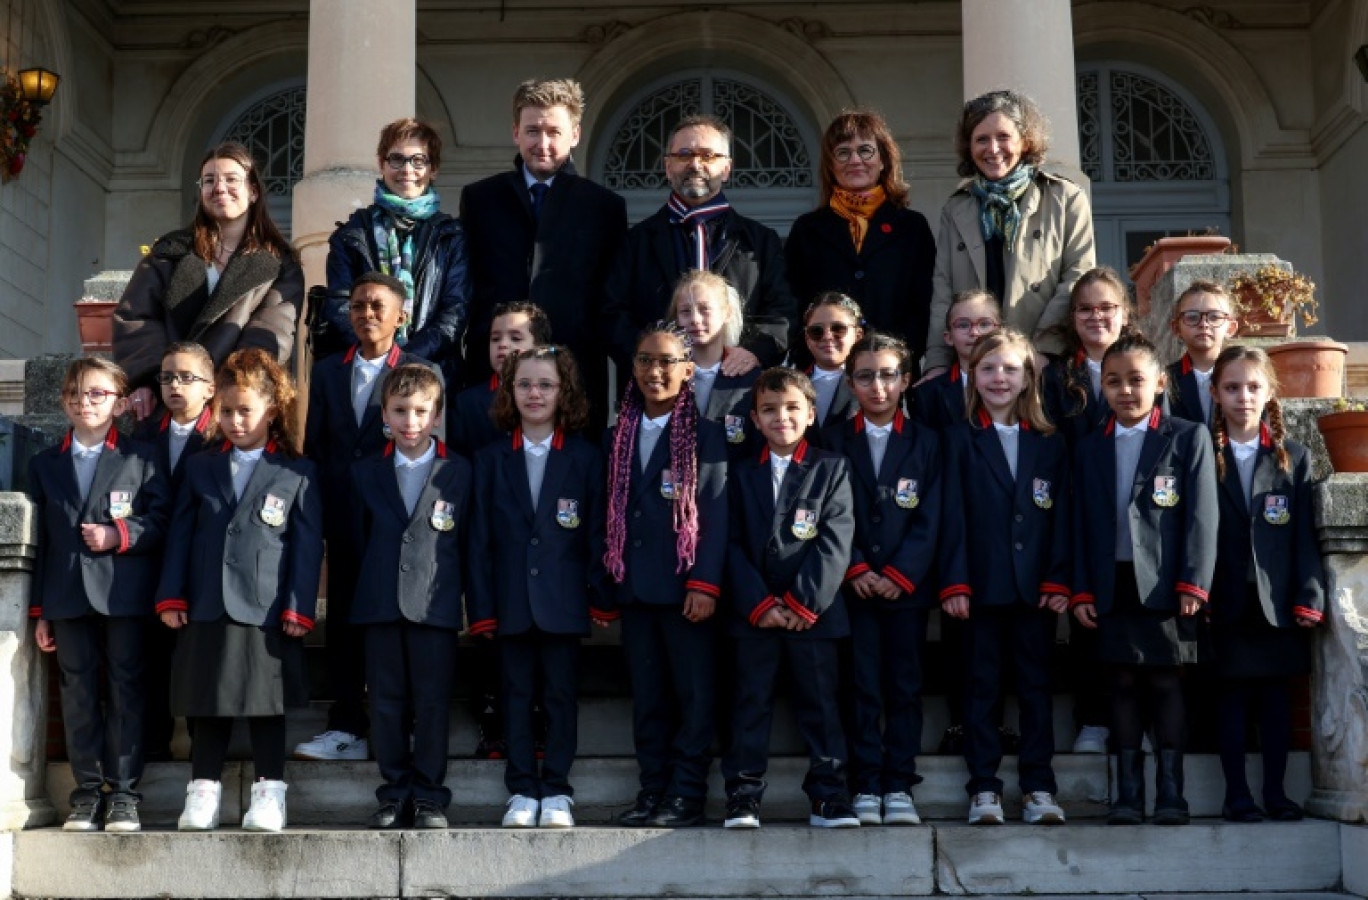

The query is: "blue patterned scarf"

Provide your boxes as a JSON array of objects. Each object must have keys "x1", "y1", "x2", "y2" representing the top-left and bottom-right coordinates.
[
  {"x1": 968, "y1": 164, "x2": 1035, "y2": 252},
  {"x1": 371, "y1": 182, "x2": 442, "y2": 344}
]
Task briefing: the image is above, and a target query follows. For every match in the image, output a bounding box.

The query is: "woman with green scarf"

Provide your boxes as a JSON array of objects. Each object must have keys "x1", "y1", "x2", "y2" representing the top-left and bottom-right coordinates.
[
  {"x1": 324, "y1": 117, "x2": 470, "y2": 380},
  {"x1": 921, "y1": 90, "x2": 1095, "y2": 375}
]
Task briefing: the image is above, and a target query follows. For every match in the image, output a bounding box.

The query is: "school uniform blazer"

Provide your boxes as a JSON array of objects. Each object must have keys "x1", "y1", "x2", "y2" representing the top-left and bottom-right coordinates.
[
  {"x1": 937, "y1": 411, "x2": 1072, "y2": 608},
  {"x1": 1210, "y1": 432, "x2": 1325, "y2": 627},
  {"x1": 132, "y1": 407, "x2": 214, "y2": 493},
  {"x1": 447, "y1": 375, "x2": 505, "y2": 458},
  {"x1": 699, "y1": 364, "x2": 761, "y2": 462},
  {"x1": 350, "y1": 441, "x2": 473, "y2": 629},
  {"x1": 467, "y1": 429, "x2": 609, "y2": 636},
  {"x1": 822, "y1": 411, "x2": 942, "y2": 609},
  {"x1": 27, "y1": 429, "x2": 171, "y2": 620},
  {"x1": 156, "y1": 440, "x2": 324, "y2": 631},
  {"x1": 910, "y1": 361, "x2": 967, "y2": 432},
  {"x1": 1042, "y1": 353, "x2": 1111, "y2": 451},
  {"x1": 726, "y1": 440, "x2": 854, "y2": 639},
  {"x1": 1165, "y1": 354, "x2": 1210, "y2": 427},
  {"x1": 1070, "y1": 408, "x2": 1218, "y2": 615},
  {"x1": 601, "y1": 416, "x2": 729, "y2": 608}
]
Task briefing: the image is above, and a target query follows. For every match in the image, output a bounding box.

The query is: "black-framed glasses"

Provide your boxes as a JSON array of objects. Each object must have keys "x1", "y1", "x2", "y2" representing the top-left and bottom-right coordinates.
[
  {"x1": 833, "y1": 144, "x2": 878, "y2": 164},
  {"x1": 633, "y1": 354, "x2": 688, "y2": 371},
  {"x1": 805, "y1": 323, "x2": 853, "y2": 340},
  {"x1": 384, "y1": 153, "x2": 431, "y2": 171},
  {"x1": 951, "y1": 317, "x2": 1001, "y2": 334},
  {"x1": 1177, "y1": 310, "x2": 1233, "y2": 327},
  {"x1": 664, "y1": 150, "x2": 729, "y2": 165},
  {"x1": 156, "y1": 372, "x2": 212, "y2": 386},
  {"x1": 851, "y1": 368, "x2": 903, "y2": 388},
  {"x1": 65, "y1": 389, "x2": 117, "y2": 405}
]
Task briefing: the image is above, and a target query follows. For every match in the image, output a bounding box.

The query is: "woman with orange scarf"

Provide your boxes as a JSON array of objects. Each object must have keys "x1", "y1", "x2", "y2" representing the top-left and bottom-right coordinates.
[{"x1": 785, "y1": 109, "x2": 936, "y2": 370}]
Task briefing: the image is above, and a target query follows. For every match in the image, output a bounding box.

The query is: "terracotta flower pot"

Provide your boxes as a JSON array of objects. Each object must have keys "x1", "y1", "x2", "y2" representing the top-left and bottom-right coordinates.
[
  {"x1": 1318, "y1": 410, "x2": 1368, "y2": 473},
  {"x1": 1128, "y1": 235, "x2": 1232, "y2": 315},
  {"x1": 1237, "y1": 303, "x2": 1294, "y2": 338},
  {"x1": 74, "y1": 300, "x2": 117, "y2": 353},
  {"x1": 1266, "y1": 339, "x2": 1347, "y2": 399}
]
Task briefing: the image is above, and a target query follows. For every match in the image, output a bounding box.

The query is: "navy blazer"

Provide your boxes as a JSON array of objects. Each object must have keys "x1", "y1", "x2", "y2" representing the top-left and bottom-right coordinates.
[
  {"x1": 910, "y1": 361, "x2": 968, "y2": 432},
  {"x1": 447, "y1": 375, "x2": 506, "y2": 458},
  {"x1": 28, "y1": 429, "x2": 171, "y2": 620},
  {"x1": 468, "y1": 429, "x2": 609, "y2": 636},
  {"x1": 351, "y1": 441, "x2": 472, "y2": 629},
  {"x1": 1210, "y1": 432, "x2": 1325, "y2": 627},
  {"x1": 822, "y1": 411, "x2": 942, "y2": 609},
  {"x1": 1165, "y1": 354, "x2": 1211, "y2": 427},
  {"x1": 156, "y1": 440, "x2": 324, "y2": 630},
  {"x1": 697, "y1": 359, "x2": 760, "y2": 462},
  {"x1": 938, "y1": 411, "x2": 1072, "y2": 608},
  {"x1": 132, "y1": 407, "x2": 214, "y2": 492},
  {"x1": 602, "y1": 415, "x2": 729, "y2": 608},
  {"x1": 1071, "y1": 409, "x2": 1218, "y2": 615},
  {"x1": 1042, "y1": 352, "x2": 1111, "y2": 450},
  {"x1": 726, "y1": 440, "x2": 854, "y2": 639}
]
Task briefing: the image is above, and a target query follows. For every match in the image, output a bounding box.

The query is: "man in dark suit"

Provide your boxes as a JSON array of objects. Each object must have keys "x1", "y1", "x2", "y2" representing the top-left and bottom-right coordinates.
[
  {"x1": 460, "y1": 78, "x2": 627, "y2": 426},
  {"x1": 602, "y1": 114, "x2": 798, "y2": 378}
]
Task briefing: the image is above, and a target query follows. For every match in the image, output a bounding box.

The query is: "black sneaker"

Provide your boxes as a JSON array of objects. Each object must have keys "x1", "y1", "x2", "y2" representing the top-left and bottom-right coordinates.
[
  {"x1": 810, "y1": 798, "x2": 861, "y2": 828},
  {"x1": 412, "y1": 800, "x2": 448, "y2": 829},
  {"x1": 368, "y1": 801, "x2": 407, "y2": 830},
  {"x1": 104, "y1": 795, "x2": 140, "y2": 833},
  {"x1": 63, "y1": 794, "x2": 104, "y2": 832},
  {"x1": 723, "y1": 795, "x2": 761, "y2": 829},
  {"x1": 474, "y1": 737, "x2": 507, "y2": 760},
  {"x1": 616, "y1": 792, "x2": 661, "y2": 827},
  {"x1": 938, "y1": 724, "x2": 966, "y2": 755},
  {"x1": 649, "y1": 795, "x2": 705, "y2": 828}
]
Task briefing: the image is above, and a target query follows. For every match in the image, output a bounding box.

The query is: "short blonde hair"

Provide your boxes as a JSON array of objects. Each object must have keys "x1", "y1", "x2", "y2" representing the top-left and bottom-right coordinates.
[
  {"x1": 513, "y1": 79, "x2": 585, "y2": 126},
  {"x1": 667, "y1": 270, "x2": 744, "y2": 348}
]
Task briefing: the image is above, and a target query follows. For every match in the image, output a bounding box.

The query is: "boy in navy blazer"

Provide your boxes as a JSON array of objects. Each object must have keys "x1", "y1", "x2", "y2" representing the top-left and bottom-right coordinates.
[
  {"x1": 352, "y1": 365, "x2": 471, "y2": 830},
  {"x1": 722, "y1": 368, "x2": 857, "y2": 830},
  {"x1": 299, "y1": 272, "x2": 441, "y2": 761},
  {"x1": 30, "y1": 357, "x2": 171, "y2": 831}
]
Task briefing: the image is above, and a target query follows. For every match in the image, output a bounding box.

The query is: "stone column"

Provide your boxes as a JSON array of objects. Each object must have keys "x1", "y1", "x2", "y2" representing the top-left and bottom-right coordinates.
[
  {"x1": 961, "y1": 0, "x2": 1085, "y2": 185},
  {"x1": 0, "y1": 494, "x2": 56, "y2": 829},
  {"x1": 1307, "y1": 474, "x2": 1368, "y2": 823}
]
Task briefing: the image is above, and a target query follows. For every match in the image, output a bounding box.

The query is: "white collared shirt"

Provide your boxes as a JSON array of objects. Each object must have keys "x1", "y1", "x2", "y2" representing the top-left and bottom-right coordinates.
[
  {"x1": 812, "y1": 366, "x2": 843, "y2": 422},
  {"x1": 1231, "y1": 435, "x2": 1259, "y2": 504},
  {"x1": 352, "y1": 352, "x2": 387, "y2": 424},
  {"x1": 770, "y1": 452, "x2": 793, "y2": 501},
  {"x1": 523, "y1": 432, "x2": 554, "y2": 510},
  {"x1": 523, "y1": 167, "x2": 556, "y2": 191},
  {"x1": 1192, "y1": 366, "x2": 1213, "y2": 423},
  {"x1": 864, "y1": 420, "x2": 892, "y2": 476},
  {"x1": 693, "y1": 362, "x2": 721, "y2": 414},
  {"x1": 71, "y1": 435, "x2": 104, "y2": 502},
  {"x1": 1113, "y1": 418, "x2": 1148, "y2": 560},
  {"x1": 1085, "y1": 357, "x2": 1102, "y2": 400},
  {"x1": 993, "y1": 421, "x2": 1021, "y2": 479},
  {"x1": 230, "y1": 446, "x2": 266, "y2": 501},
  {"x1": 168, "y1": 417, "x2": 197, "y2": 471},
  {"x1": 395, "y1": 439, "x2": 436, "y2": 516},
  {"x1": 638, "y1": 412, "x2": 672, "y2": 469}
]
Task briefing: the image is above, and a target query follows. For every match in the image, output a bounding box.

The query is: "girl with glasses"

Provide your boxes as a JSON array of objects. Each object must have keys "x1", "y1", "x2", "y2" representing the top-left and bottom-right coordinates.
[{"x1": 1167, "y1": 281, "x2": 1242, "y2": 426}]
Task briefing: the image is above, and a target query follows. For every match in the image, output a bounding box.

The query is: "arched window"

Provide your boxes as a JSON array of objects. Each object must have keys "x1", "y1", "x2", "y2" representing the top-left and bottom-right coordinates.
[
  {"x1": 216, "y1": 84, "x2": 307, "y2": 236},
  {"x1": 1077, "y1": 65, "x2": 1230, "y2": 274},
  {"x1": 596, "y1": 72, "x2": 816, "y2": 233}
]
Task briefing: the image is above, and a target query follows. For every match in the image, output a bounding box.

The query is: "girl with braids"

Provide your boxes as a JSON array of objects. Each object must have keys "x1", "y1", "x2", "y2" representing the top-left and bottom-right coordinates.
[
  {"x1": 607, "y1": 322, "x2": 730, "y2": 829},
  {"x1": 1070, "y1": 332, "x2": 1217, "y2": 827},
  {"x1": 1207, "y1": 346, "x2": 1324, "y2": 822},
  {"x1": 469, "y1": 346, "x2": 610, "y2": 830}
]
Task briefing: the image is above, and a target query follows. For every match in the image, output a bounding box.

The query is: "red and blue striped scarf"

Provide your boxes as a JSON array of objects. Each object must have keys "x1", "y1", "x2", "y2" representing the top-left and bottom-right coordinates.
[{"x1": 666, "y1": 191, "x2": 731, "y2": 270}]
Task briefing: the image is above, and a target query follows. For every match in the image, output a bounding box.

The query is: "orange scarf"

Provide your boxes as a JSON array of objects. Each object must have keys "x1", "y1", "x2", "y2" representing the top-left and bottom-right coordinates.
[{"x1": 829, "y1": 185, "x2": 886, "y2": 253}]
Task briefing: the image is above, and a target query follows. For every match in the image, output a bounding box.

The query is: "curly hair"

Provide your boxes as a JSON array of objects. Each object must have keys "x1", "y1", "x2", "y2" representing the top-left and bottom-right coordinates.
[
  {"x1": 817, "y1": 107, "x2": 909, "y2": 207},
  {"x1": 953, "y1": 90, "x2": 1050, "y2": 178},
  {"x1": 213, "y1": 348, "x2": 301, "y2": 456},
  {"x1": 964, "y1": 328, "x2": 1055, "y2": 434},
  {"x1": 491, "y1": 345, "x2": 589, "y2": 433},
  {"x1": 491, "y1": 301, "x2": 554, "y2": 345},
  {"x1": 1210, "y1": 345, "x2": 1289, "y2": 480}
]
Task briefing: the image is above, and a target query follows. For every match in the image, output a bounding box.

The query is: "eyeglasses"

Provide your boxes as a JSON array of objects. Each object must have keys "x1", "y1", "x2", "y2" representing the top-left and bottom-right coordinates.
[
  {"x1": 805, "y1": 323, "x2": 853, "y2": 340},
  {"x1": 951, "y1": 317, "x2": 1001, "y2": 334},
  {"x1": 65, "y1": 389, "x2": 118, "y2": 405},
  {"x1": 1177, "y1": 310, "x2": 1234, "y2": 327},
  {"x1": 1075, "y1": 303, "x2": 1122, "y2": 320},
  {"x1": 513, "y1": 379, "x2": 560, "y2": 395},
  {"x1": 633, "y1": 354, "x2": 688, "y2": 371},
  {"x1": 384, "y1": 153, "x2": 431, "y2": 171},
  {"x1": 196, "y1": 175, "x2": 245, "y2": 190},
  {"x1": 833, "y1": 144, "x2": 878, "y2": 164},
  {"x1": 664, "y1": 150, "x2": 729, "y2": 165},
  {"x1": 156, "y1": 372, "x2": 212, "y2": 386},
  {"x1": 851, "y1": 368, "x2": 903, "y2": 388}
]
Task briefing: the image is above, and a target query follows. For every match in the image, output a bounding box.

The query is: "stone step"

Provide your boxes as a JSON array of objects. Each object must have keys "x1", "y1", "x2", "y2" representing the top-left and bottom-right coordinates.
[
  {"x1": 45, "y1": 752, "x2": 1311, "y2": 827},
  {"x1": 7, "y1": 819, "x2": 1343, "y2": 899}
]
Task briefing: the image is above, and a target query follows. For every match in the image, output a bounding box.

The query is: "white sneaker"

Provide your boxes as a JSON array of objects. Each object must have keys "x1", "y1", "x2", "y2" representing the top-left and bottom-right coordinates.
[
  {"x1": 501, "y1": 794, "x2": 539, "y2": 829},
  {"x1": 1023, "y1": 791, "x2": 1066, "y2": 825},
  {"x1": 292, "y1": 730, "x2": 368, "y2": 761},
  {"x1": 242, "y1": 780, "x2": 288, "y2": 832},
  {"x1": 177, "y1": 779, "x2": 221, "y2": 831},
  {"x1": 852, "y1": 793, "x2": 883, "y2": 826},
  {"x1": 1072, "y1": 725, "x2": 1109, "y2": 754},
  {"x1": 539, "y1": 794, "x2": 575, "y2": 829},
  {"x1": 882, "y1": 791, "x2": 922, "y2": 826},
  {"x1": 968, "y1": 791, "x2": 1004, "y2": 826}
]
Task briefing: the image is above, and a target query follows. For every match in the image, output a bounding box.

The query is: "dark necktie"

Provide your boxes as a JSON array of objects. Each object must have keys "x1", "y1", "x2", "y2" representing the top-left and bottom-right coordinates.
[{"x1": 530, "y1": 182, "x2": 549, "y2": 222}]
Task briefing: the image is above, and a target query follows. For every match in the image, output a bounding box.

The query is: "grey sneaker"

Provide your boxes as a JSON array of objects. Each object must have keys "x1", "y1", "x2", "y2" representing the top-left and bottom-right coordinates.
[
  {"x1": 968, "y1": 791, "x2": 1004, "y2": 826},
  {"x1": 852, "y1": 793, "x2": 882, "y2": 826},
  {"x1": 1023, "y1": 791, "x2": 1066, "y2": 825},
  {"x1": 882, "y1": 791, "x2": 922, "y2": 826}
]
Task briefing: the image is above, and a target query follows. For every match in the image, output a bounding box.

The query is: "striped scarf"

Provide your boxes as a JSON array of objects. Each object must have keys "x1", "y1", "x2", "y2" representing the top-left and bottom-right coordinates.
[
  {"x1": 666, "y1": 191, "x2": 731, "y2": 270},
  {"x1": 968, "y1": 164, "x2": 1035, "y2": 252}
]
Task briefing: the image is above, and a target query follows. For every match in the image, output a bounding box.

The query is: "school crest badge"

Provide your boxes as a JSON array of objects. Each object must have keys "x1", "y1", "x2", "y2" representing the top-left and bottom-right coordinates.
[
  {"x1": 382, "y1": 422, "x2": 393, "y2": 441},
  {"x1": 895, "y1": 478, "x2": 919, "y2": 509},
  {"x1": 108, "y1": 491, "x2": 133, "y2": 519},
  {"x1": 429, "y1": 499, "x2": 455, "y2": 532},
  {"x1": 724, "y1": 415, "x2": 746, "y2": 445},
  {"x1": 791, "y1": 508, "x2": 818, "y2": 541},
  {"x1": 1264, "y1": 495, "x2": 1290, "y2": 525},
  {"x1": 260, "y1": 494, "x2": 286, "y2": 527},
  {"x1": 660, "y1": 468, "x2": 676, "y2": 500},
  {"x1": 556, "y1": 498, "x2": 581, "y2": 530},
  {"x1": 1032, "y1": 478, "x2": 1053, "y2": 510},
  {"x1": 1152, "y1": 476, "x2": 1180, "y2": 508}
]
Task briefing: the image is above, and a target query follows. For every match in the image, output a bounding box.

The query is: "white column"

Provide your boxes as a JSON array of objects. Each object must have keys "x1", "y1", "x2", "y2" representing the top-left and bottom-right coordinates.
[{"x1": 961, "y1": 0, "x2": 1084, "y2": 183}]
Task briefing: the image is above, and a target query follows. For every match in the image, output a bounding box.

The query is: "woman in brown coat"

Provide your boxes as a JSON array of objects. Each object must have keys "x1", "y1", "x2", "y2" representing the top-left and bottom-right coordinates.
[
  {"x1": 922, "y1": 90, "x2": 1094, "y2": 375},
  {"x1": 114, "y1": 142, "x2": 303, "y2": 420}
]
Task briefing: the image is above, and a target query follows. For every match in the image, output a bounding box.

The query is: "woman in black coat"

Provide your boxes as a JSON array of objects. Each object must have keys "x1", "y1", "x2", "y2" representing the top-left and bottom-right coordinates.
[{"x1": 785, "y1": 109, "x2": 935, "y2": 371}]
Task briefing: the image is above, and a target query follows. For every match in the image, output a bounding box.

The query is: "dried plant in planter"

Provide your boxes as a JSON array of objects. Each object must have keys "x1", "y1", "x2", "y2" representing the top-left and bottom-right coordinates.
[{"x1": 1228, "y1": 265, "x2": 1319, "y2": 336}]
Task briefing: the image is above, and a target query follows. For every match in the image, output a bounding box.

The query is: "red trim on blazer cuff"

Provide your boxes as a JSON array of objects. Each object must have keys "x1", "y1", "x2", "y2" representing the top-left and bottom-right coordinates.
[
  {"x1": 280, "y1": 610, "x2": 314, "y2": 631},
  {"x1": 882, "y1": 566, "x2": 915, "y2": 594},
  {"x1": 467, "y1": 618, "x2": 498, "y2": 636},
  {"x1": 939, "y1": 583, "x2": 971, "y2": 601},
  {"x1": 748, "y1": 596, "x2": 779, "y2": 627},
  {"x1": 589, "y1": 607, "x2": 620, "y2": 622},
  {"x1": 1175, "y1": 582, "x2": 1209, "y2": 602},
  {"x1": 113, "y1": 518, "x2": 130, "y2": 553},
  {"x1": 845, "y1": 562, "x2": 872, "y2": 582},
  {"x1": 781, "y1": 592, "x2": 819, "y2": 624},
  {"x1": 684, "y1": 580, "x2": 720, "y2": 598},
  {"x1": 27, "y1": 606, "x2": 42, "y2": 619},
  {"x1": 155, "y1": 598, "x2": 188, "y2": 614},
  {"x1": 1069, "y1": 593, "x2": 1095, "y2": 608},
  {"x1": 1039, "y1": 582, "x2": 1071, "y2": 597},
  {"x1": 1293, "y1": 606, "x2": 1323, "y2": 623}
]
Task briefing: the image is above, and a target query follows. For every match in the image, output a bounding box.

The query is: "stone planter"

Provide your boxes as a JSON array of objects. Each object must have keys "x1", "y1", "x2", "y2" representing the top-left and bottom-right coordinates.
[
  {"x1": 1267, "y1": 339, "x2": 1347, "y2": 399},
  {"x1": 1238, "y1": 303, "x2": 1295, "y2": 338},
  {"x1": 1318, "y1": 410, "x2": 1368, "y2": 473},
  {"x1": 73, "y1": 300, "x2": 116, "y2": 354},
  {"x1": 1129, "y1": 235, "x2": 1232, "y2": 315}
]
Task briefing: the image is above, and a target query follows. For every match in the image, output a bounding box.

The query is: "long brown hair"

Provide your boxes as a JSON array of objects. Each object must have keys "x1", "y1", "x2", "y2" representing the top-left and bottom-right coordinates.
[
  {"x1": 492, "y1": 346, "x2": 589, "y2": 433},
  {"x1": 818, "y1": 108, "x2": 909, "y2": 207},
  {"x1": 192, "y1": 142, "x2": 293, "y2": 263},
  {"x1": 1210, "y1": 345, "x2": 1289, "y2": 479}
]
